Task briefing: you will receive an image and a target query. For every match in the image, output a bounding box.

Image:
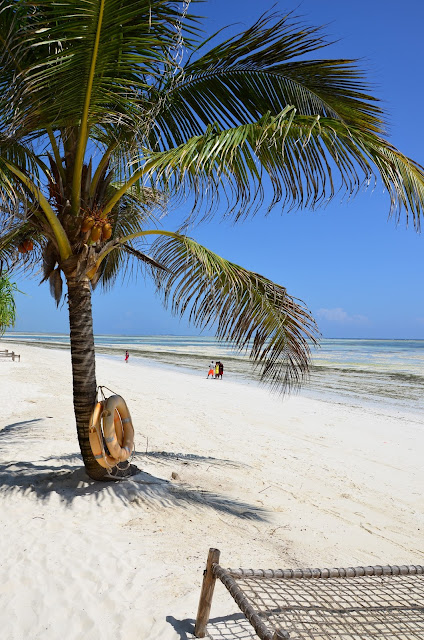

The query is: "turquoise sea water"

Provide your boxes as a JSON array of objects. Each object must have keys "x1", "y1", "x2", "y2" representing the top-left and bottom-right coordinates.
[{"x1": 3, "y1": 333, "x2": 424, "y2": 412}]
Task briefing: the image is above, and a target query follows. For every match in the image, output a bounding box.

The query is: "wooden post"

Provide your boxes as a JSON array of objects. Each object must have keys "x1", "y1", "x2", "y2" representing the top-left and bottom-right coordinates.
[
  {"x1": 273, "y1": 631, "x2": 290, "y2": 639},
  {"x1": 11, "y1": 352, "x2": 15, "y2": 361},
  {"x1": 194, "y1": 548, "x2": 221, "y2": 638}
]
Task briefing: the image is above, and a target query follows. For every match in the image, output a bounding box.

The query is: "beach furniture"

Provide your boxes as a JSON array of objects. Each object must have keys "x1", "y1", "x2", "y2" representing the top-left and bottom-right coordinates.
[
  {"x1": 195, "y1": 548, "x2": 424, "y2": 639},
  {"x1": 0, "y1": 349, "x2": 20, "y2": 361}
]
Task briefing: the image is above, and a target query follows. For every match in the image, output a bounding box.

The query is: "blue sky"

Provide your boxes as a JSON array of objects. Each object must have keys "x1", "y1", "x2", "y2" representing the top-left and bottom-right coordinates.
[{"x1": 12, "y1": 0, "x2": 424, "y2": 339}]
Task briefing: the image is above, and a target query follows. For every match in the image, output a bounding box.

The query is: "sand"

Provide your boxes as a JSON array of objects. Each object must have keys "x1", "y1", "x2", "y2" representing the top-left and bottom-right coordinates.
[{"x1": 0, "y1": 342, "x2": 423, "y2": 639}]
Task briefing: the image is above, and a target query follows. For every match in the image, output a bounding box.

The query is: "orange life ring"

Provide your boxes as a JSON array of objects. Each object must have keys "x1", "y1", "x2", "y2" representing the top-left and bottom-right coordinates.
[
  {"x1": 102, "y1": 395, "x2": 134, "y2": 462},
  {"x1": 89, "y1": 401, "x2": 119, "y2": 469}
]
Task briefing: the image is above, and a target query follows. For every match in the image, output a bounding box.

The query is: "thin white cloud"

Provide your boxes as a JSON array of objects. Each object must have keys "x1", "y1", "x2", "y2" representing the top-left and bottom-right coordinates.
[{"x1": 316, "y1": 307, "x2": 368, "y2": 325}]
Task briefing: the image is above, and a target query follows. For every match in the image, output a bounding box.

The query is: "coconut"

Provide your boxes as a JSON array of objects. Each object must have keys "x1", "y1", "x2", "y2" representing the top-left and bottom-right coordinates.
[
  {"x1": 81, "y1": 217, "x2": 95, "y2": 232},
  {"x1": 102, "y1": 223, "x2": 112, "y2": 240},
  {"x1": 90, "y1": 225, "x2": 102, "y2": 242}
]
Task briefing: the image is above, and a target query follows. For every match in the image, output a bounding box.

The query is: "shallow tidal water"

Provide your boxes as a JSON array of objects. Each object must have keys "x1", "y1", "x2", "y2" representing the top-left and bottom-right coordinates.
[{"x1": 4, "y1": 333, "x2": 424, "y2": 415}]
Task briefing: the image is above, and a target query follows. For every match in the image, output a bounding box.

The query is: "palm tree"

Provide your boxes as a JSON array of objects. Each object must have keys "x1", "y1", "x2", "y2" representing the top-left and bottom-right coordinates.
[
  {"x1": 0, "y1": 269, "x2": 18, "y2": 335},
  {"x1": 1, "y1": 1, "x2": 423, "y2": 480}
]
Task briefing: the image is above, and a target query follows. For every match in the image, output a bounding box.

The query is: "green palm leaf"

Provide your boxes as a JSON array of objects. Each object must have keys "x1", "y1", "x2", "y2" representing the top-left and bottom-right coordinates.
[
  {"x1": 0, "y1": 270, "x2": 18, "y2": 334},
  {"x1": 118, "y1": 111, "x2": 424, "y2": 228},
  {"x1": 0, "y1": 0, "x2": 199, "y2": 136},
  {"x1": 0, "y1": 135, "x2": 43, "y2": 214},
  {"x1": 148, "y1": 10, "x2": 384, "y2": 154}
]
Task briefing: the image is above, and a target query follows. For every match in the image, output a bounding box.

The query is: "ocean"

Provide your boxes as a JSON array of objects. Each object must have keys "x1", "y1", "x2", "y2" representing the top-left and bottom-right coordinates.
[{"x1": 3, "y1": 333, "x2": 424, "y2": 414}]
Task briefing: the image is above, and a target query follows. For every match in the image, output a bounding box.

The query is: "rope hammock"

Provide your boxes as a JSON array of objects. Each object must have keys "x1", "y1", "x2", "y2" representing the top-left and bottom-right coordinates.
[{"x1": 194, "y1": 549, "x2": 424, "y2": 639}]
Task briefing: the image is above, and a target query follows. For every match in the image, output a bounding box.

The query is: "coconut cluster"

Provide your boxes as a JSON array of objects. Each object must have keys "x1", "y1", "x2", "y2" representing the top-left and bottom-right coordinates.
[
  {"x1": 18, "y1": 239, "x2": 34, "y2": 253},
  {"x1": 81, "y1": 214, "x2": 112, "y2": 243}
]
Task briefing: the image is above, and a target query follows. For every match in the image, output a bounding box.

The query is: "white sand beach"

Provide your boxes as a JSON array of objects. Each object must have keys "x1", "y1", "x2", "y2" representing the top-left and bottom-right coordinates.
[{"x1": 0, "y1": 343, "x2": 423, "y2": 639}]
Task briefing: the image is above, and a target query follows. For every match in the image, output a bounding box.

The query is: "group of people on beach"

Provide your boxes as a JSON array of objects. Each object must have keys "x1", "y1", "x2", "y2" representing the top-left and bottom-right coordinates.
[
  {"x1": 124, "y1": 349, "x2": 225, "y2": 380},
  {"x1": 207, "y1": 360, "x2": 224, "y2": 379}
]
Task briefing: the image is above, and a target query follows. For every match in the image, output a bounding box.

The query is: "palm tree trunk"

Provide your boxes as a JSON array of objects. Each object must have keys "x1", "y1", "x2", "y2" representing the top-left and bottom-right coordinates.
[
  {"x1": 66, "y1": 275, "x2": 107, "y2": 480},
  {"x1": 66, "y1": 275, "x2": 139, "y2": 481}
]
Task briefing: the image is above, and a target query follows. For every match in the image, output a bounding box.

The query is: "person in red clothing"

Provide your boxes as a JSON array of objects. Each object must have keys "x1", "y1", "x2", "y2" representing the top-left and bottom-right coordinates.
[{"x1": 125, "y1": 350, "x2": 129, "y2": 363}]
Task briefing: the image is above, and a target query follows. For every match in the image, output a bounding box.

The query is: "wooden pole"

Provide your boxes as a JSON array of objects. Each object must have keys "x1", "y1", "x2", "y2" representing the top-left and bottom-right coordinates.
[
  {"x1": 273, "y1": 630, "x2": 290, "y2": 639},
  {"x1": 194, "y1": 548, "x2": 221, "y2": 638}
]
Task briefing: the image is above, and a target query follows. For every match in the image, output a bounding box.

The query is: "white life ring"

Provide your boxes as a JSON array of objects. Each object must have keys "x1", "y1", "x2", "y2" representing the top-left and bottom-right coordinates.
[{"x1": 102, "y1": 395, "x2": 134, "y2": 462}]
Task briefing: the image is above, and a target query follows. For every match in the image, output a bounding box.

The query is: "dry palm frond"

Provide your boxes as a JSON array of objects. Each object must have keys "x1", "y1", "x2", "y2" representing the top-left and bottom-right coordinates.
[
  {"x1": 40, "y1": 241, "x2": 60, "y2": 284},
  {"x1": 49, "y1": 268, "x2": 63, "y2": 307}
]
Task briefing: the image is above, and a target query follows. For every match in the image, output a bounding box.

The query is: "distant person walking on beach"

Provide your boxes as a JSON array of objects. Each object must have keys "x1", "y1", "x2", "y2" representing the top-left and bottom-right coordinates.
[
  {"x1": 207, "y1": 360, "x2": 215, "y2": 378},
  {"x1": 219, "y1": 361, "x2": 224, "y2": 379},
  {"x1": 215, "y1": 361, "x2": 220, "y2": 379},
  {"x1": 125, "y1": 350, "x2": 129, "y2": 363}
]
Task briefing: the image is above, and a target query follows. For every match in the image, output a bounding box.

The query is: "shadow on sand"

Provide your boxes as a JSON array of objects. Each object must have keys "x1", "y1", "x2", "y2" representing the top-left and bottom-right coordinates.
[
  {"x1": 166, "y1": 613, "x2": 255, "y2": 639},
  {"x1": 0, "y1": 418, "x2": 268, "y2": 523},
  {"x1": 142, "y1": 450, "x2": 244, "y2": 468}
]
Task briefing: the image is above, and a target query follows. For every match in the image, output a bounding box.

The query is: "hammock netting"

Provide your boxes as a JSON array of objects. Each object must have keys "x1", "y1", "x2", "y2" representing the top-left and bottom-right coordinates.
[{"x1": 197, "y1": 559, "x2": 424, "y2": 640}]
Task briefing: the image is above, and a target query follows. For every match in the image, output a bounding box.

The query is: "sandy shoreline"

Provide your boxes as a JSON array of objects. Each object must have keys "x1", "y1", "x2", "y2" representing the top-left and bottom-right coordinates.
[{"x1": 1, "y1": 342, "x2": 423, "y2": 639}]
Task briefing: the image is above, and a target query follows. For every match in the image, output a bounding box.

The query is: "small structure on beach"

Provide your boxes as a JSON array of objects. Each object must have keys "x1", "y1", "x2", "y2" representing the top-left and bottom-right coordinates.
[
  {"x1": 195, "y1": 548, "x2": 424, "y2": 639},
  {"x1": 0, "y1": 349, "x2": 20, "y2": 361}
]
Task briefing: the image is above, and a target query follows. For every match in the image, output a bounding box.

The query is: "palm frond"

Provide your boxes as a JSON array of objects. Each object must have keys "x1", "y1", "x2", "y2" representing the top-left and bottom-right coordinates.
[
  {"x1": 49, "y1": 268, "x2": 63, "y2": 306},
  {"x1": 151, "y1": 233, "x2": 319, "y2": 393},
  {"x1": 353, "y1": 132, "x2": 424, "y2": 230},
  {"x1": 93, "y1": 242, "x2": 163, "y2": 290},
  {"x1": 0, "y1": 136, "x2": 43, "y2": 216},
  {"x1": 148, "y1": 10, "x2": 384, "y2": 154},
  {"x1": 92, "y1": 182, "x2": 165, "y2": 288},
  {"x1": 40, "y1": 241, "x2": 60, "y2": 284},
  {"x1": 0, "y1": 0, "x2": 200, "y2": 136},
  {"x1": 122, "y1": 244, "x2": 169, "y2": 272},
  {"x1": 128, "y1": 111, "x2": 424, "y2": 228}
]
